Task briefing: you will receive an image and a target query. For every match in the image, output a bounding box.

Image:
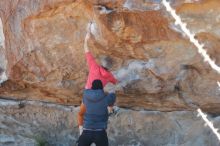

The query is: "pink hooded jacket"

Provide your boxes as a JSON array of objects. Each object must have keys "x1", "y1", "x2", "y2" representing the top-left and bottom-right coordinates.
[{"x1": 85, "y1": 52, "x2": 117, "y2": 89}]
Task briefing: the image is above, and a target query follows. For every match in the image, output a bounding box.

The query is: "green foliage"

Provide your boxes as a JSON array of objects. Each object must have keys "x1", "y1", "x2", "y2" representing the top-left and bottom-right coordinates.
[{"x1": 34, "y1": 135, "x2": 49, "y2": 146}]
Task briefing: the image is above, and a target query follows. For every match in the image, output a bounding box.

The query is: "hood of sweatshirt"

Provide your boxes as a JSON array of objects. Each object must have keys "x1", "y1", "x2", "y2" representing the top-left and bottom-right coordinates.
[{"x1": 83, "y1": 89, "x2": 105, "y2": 102}]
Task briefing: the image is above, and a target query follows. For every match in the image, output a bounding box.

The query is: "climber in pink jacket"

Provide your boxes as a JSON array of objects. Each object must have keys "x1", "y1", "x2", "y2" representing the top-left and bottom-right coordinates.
[
  {"x1": 84, "y1": 22, "x2": 118, "y2": 89},
  {"x1": 85, "y1": 52, "x2": 117, "y2": 89},
  {"x1": 77, "y1": 22, "x2": 118, "y2": 137}
]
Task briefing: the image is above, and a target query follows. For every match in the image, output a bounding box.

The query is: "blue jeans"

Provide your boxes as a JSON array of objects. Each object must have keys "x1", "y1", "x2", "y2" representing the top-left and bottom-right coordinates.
[{"x1": 78, "y1": 130, "x2": 108, "y2": 146}]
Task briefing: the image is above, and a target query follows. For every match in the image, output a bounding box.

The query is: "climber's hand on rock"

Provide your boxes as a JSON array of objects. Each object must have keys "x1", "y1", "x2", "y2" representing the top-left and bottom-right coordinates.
[{"x1": 84, "y1": 22, "x2": 92, "y2": 52}]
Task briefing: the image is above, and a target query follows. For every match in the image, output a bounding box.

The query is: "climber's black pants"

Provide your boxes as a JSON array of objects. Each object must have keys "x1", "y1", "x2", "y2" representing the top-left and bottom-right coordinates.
[{"x1": 78, "y1": 130, "x2": 108, "y2": 146}]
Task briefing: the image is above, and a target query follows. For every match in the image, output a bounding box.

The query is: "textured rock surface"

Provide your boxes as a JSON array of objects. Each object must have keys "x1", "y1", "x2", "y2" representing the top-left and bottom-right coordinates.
[
  {"x1": 0, "y1": 0, "x2": 220, "y2": 113},
  {"x1": 0, "y1": 0, "x2": 220, "y2": 145},
  {"x1": 0, "y1": 99, "x2": 220, "y2": 146}
]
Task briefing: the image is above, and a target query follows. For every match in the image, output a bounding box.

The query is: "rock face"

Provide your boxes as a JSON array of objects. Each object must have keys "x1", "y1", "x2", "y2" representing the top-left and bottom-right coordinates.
[
  {"x1": 0, "y1": 0, "x2": 220, "y2": 145},
  {"x1": 0, "y1": 0, "x2": 220, "y2": 112},
  {"x1": 0, "y1": 99, "x2": 220, "y2": 146}
]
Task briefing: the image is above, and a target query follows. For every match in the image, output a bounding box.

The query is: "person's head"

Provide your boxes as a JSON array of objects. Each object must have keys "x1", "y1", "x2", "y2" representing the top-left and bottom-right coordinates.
[
  {"x1": 100, "y1": 56, "x2": 113, "y2": 71},
  {"x1": 92, "y1": 79, "x2": 103, "y2": 90}
]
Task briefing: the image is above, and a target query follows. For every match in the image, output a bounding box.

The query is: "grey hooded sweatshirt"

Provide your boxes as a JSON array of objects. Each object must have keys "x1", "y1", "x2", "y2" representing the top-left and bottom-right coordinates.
[{"x1": 83, "y1": 89, "x2": 116, "y2": 130}]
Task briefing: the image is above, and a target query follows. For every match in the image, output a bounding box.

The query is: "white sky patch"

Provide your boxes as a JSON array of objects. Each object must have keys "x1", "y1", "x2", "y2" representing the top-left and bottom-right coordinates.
[
  {"x1": 162, "y1": 0, "x2": 220, "y2": 74},
  {"x1": 197, "y1": 108, "x2": 220, "y2": 141}
]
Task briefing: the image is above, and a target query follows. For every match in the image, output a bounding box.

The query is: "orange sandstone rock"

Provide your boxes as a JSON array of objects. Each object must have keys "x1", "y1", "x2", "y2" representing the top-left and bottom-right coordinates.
[{"x1": 0, "y1": 0, "x2": 220, "y2": 113}]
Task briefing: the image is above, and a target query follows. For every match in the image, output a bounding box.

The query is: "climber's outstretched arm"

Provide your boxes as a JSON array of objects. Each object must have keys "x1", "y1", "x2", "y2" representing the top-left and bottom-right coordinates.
[
  {"x1": 84, "y1": 22, "x2": 99, "y2": 71},
  {"x1": 84, "y1": 22, "x2": 92, "y2": 53}
]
